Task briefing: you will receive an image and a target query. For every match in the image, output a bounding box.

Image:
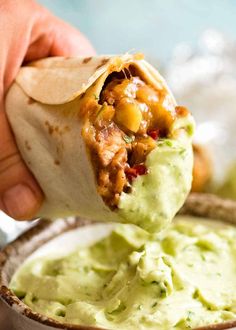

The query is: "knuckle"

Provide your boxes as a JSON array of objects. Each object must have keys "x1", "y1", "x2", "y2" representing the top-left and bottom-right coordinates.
[{"x1": 0, "y1": 151, "x2": 22, "y2": 176}]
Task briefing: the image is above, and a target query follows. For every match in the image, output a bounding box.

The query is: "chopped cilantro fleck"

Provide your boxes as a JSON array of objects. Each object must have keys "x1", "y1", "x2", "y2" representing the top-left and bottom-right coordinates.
[
  {"x1": 165, "y1": 140, "x2": 173, "y2": 147},
  {"x1": 186, "y1": 310, "x2": 195, "y2": 321},
  {"x1": 151, "y1": 301, "x2": 158, "y2": 308},
  {"x1": 123, "y1": 135, "x2": 134, "y2": 144},
  {"x1": 186, "y1": 124, "x2": 194, "y2": 136},
  {"x1": 201, "y1": 254, "x2": 206, "y2": 262},
  {"x1": 159, "y1": 283, "x2": 167, "y2": 297},
  {"x1": 158, "y1": 139, "x2": 173, "y2": 147},
  {"x1": 160, "y1": 288, "x2": 167, "y2": 297}
]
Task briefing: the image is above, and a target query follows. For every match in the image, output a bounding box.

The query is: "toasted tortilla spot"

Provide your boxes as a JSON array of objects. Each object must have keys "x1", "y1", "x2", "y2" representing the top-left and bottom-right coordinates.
[
  {"x1": 44, "y1": 122, "x2": 69, "y2": 136},
  {"x1": 96, "y1": 58, "x2": 109, "y2": 70},
  {"x1": 45, "y1": 121, "x2": 54, "y2": 135},
  {"x1": 64, "y1": 125, "x2": 70, "y2": 133},
  {"x1": 24, "y1": 140, "x2": 31, "y2": 151},
  {"x1": 83, "y1": 57, "x2": 92, "y2": 64},
  {"x1": 54, "y1": 159, "x2": 60, "y2": 165},
  {"x1": 56, "y1": 146, "x2": 60, "y2": 155}
]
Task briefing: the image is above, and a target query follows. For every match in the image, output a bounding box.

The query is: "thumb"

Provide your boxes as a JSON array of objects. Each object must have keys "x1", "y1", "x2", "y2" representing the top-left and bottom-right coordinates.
[{"x1": 0, "y1": 104, "x2": 43, "y2": 220}]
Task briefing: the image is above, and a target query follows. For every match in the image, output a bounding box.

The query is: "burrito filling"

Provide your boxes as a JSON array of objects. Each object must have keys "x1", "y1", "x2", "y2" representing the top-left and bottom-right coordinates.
[{"x1": 82, "y1": 71, "x2": 190, "y2": 210}]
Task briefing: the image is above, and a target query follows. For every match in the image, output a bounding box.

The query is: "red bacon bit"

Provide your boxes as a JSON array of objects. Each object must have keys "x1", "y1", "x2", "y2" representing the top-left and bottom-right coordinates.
[
  {"x1": 125, "y1": 164, "x2": 148, "y2": 182},
  {"x1": 147, "y1": 129, "x2": 160, "y2": 140},
  {"x1": 175, "y1": 106, "x2": 189, "y2": 117}
]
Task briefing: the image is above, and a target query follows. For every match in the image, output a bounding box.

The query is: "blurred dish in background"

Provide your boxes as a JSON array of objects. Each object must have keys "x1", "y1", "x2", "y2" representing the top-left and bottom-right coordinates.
[
  {"x1": 166, "y1": 29, "x2": 236, "y2": 200},
  {"x1": 192, "y1": 144, "x2": 213, "y2": 193},
  {"x1": 216, "y1": 163, "x2": 236, "y2": 199}
]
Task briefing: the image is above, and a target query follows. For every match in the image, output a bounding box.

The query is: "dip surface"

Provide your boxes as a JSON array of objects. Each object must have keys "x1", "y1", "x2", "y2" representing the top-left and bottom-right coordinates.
[{"x1": 10, "y1": 217, "x2": 236, "y2": 329}]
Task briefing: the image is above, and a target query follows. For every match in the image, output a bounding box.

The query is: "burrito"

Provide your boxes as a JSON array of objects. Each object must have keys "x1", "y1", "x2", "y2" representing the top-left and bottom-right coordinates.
[{"x1": 6, "y1": 54, "x2": 194, "y2": 232}]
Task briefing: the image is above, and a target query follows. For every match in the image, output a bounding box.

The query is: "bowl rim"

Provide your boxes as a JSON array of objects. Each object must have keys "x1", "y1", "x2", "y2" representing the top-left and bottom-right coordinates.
[{"x1": 1, "y1": 193, "x2": 236, "y2": 330}]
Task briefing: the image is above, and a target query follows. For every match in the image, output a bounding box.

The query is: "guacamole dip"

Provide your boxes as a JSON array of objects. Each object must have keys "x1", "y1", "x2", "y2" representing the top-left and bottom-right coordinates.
[
  {"x1": 10, "y1": 217, "x2": 236, "y2": 330},
  {"x1": 119, "y1": 138, "x2": 193, "y2": 232}
]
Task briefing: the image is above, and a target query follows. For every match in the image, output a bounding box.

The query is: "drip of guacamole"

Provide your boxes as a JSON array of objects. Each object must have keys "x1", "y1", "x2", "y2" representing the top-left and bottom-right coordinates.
[
  {"x1": 118, "y1": 138, "x2": 193, "y2": 232},
  {"x1": 10, "y1": 217, "x2": 236, "y2": 330}
]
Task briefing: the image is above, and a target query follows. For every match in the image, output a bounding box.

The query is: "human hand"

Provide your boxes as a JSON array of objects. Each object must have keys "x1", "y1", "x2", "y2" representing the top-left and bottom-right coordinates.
[{"x1": 0, "y1": 0, "x2": 95, "y2": 220}]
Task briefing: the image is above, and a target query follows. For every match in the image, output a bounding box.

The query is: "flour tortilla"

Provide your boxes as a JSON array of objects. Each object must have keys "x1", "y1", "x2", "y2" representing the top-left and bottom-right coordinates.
[{"x1": 5, "y1": 54, "x2": 191, "y2": 222}]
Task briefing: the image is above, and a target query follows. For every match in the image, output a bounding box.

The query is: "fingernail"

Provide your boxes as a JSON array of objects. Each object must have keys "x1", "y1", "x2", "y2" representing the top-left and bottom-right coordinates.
[{"x1": 2, "y1": 184, "x2": 39, "y2": 220}]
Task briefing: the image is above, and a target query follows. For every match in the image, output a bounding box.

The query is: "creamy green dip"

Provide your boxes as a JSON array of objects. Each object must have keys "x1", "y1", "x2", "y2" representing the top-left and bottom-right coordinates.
[
  {"x1": 11, "y1": 217, "x2": 236, "y2": 330},
  {"x1": 117, "y1": 112, "x2": 195, "y2": 233},
  {"x1": 118, "y1": 138, "x2": 193, "y2": 232}
]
